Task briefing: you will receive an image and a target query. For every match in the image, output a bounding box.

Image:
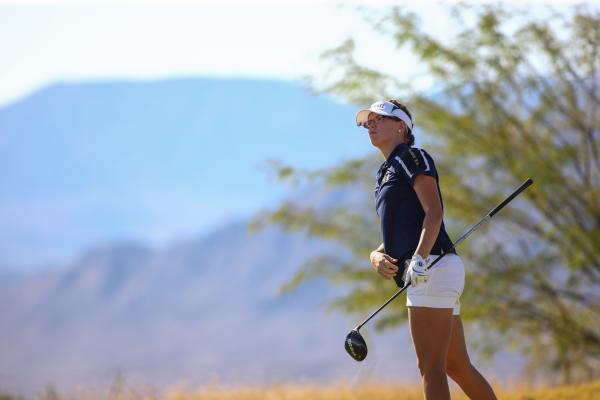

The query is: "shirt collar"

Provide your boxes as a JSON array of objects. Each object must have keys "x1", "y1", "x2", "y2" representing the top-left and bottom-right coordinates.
[
  {"x1": 377, "y1": 143, "x2": 409, "y2": 181},
  {"x1": 387, "y1": 143, "x2": 408, "y2": 162},
  {"x1": 381, "y1": 143, "x2": 409, "y2": 169}
]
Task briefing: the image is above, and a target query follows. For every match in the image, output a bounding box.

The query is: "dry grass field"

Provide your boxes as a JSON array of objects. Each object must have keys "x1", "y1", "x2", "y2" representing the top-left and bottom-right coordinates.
[
  {"x1": 164, "y1": 380, "x2": 600, "y2": 400},
  {"x1": 2, "y1": 380, "x2": 598, "y2": 400}
]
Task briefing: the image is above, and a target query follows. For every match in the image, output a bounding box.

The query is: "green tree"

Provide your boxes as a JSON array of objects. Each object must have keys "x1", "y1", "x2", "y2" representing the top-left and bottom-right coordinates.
[{"x1": 252, "y1": 4, "x2": 599, "y2": 384}]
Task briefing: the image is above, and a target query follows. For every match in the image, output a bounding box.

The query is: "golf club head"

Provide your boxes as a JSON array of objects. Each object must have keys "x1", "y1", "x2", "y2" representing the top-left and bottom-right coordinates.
[{"x1": 345, "y1": 328, "x2": 368, "y2": 361}]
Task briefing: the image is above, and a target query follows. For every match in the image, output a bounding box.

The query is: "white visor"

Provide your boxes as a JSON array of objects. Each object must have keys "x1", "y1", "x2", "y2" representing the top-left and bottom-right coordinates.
[{"x1": 355, "y1": 101, "x2": 413, "y2": 131}]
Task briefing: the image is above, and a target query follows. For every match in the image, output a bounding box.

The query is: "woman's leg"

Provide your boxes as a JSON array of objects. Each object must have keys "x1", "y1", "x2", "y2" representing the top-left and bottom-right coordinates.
[
  {"x1": 446, "y1": 315, "x2": 498, "y2": 400},
  {"x1": 408, "y1": 306, "x2": 454, "y2": 400}
]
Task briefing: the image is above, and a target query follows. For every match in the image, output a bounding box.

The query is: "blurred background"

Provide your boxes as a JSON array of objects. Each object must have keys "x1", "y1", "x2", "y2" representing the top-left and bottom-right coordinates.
[{"x1": 1, "y1": 0, "x2": 598, "y2": 398}]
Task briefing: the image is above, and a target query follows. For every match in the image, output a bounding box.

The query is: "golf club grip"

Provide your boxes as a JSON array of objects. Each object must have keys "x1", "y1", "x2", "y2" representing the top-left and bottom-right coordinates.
[
  {"x1": 355, "y1": 178, "x2": 534, "y2": 331},
  {"x1": 488, "y1": 178, "x2": 533, "y2": 218}
]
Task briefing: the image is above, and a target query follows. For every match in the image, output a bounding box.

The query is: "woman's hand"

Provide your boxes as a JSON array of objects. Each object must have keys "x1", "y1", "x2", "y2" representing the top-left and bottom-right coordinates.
[
  {"x1": 405, "y1": 254, "x2": 431, "y2": 286},
  {"x1": 370, "y1": 251, "x2": 399, "y2": 280}
]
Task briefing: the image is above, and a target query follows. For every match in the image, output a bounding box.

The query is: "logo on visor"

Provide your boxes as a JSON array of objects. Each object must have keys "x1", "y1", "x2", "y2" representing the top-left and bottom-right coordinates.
[{"x1": 374, "y1": 102, "x2": 387, "y2": 110}]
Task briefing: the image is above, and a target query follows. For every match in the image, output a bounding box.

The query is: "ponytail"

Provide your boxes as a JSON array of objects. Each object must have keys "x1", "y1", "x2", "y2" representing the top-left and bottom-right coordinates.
[{"x1": 387, "y1": 99, "x2": 414, "y2": 146}]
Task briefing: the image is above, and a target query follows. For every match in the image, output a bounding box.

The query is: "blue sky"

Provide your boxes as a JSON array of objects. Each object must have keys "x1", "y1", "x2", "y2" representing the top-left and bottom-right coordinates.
[
  {"x1": 0, "y1": 0, "x2": 581, "y2": 107},
  {"x1": 0, "y1": 1, "x2": 401, "y2": 106},
  {"x1": 0, "y1": 0, "x2": 553, "y2": 107}
]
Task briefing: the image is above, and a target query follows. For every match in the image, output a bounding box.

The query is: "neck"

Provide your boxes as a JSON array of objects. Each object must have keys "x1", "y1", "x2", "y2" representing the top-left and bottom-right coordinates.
[{"x1": 379, "y1": 139, "x2": 406, "y2": 160}]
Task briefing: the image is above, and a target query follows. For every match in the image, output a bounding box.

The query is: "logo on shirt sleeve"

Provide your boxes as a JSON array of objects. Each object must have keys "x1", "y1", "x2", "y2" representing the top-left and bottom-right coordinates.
[
  {"x1": 396, "y1": 148, "x2": 430, "y2": 179},
  {"x1": 408, "y1": 149, "x2": 421, "y2": 167}
]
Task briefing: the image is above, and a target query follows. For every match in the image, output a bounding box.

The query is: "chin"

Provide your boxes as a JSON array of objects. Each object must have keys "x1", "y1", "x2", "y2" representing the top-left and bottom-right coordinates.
[{"x1": 369, "y1": 137, "x2": 382, "y2": 147}]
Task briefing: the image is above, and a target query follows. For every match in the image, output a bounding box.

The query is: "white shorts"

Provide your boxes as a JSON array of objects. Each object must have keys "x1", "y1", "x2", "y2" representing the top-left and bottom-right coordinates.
[{"x1": 406, "y1": 253, "x2": 465, "y2": 315}]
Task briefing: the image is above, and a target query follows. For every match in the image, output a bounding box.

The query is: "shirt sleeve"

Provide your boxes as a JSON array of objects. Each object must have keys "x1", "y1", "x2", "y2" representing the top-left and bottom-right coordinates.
[{"x1": 393, "y1": 147, "x2": 437, "y2": 185}]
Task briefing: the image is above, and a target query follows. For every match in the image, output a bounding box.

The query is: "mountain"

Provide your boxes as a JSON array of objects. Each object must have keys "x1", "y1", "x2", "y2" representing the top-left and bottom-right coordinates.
[
  {"x1": 0, "y1": 77, "x2": 370, "y2": 270},
  {"x1": 0, "y1": 187, "x2": 525, "y2": 396},
  {"x1": 0, "y1": 215, "x2": 415, "y2": 395}
]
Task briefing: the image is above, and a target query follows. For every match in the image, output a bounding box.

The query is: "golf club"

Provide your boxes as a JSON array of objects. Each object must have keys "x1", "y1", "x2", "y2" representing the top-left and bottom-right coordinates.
[{"x1": 345, "y1": 178, "x2": 534, "y2": 361}]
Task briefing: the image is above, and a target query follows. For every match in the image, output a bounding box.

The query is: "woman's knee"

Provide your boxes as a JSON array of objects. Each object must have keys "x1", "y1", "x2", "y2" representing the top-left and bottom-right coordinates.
[
  {"x1": 446, "y1": 358, "x2": 473, "y2": 380},
  {"x1": 416, "y1": 357, "x2": 447, "y2": 377}
]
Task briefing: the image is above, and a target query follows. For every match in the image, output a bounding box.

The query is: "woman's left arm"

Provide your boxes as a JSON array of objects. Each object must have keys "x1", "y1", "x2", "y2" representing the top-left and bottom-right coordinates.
[{"x1": 412, "y1": 173, "x2": 444, "y2": 259}]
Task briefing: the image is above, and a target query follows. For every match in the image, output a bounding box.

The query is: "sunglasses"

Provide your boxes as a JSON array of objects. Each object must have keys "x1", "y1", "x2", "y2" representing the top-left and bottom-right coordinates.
[{"x1": 361, "y1": 115, "x2": 400, "y2": 129}]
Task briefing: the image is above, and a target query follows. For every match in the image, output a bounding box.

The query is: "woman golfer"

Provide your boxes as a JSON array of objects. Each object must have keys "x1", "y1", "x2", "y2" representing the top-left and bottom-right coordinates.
[{"x1": 356, "y1": 100, "x2": 497, "y2": 400}]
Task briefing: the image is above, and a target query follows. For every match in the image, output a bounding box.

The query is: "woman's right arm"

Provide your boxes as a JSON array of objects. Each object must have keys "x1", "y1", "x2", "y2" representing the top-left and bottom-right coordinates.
[{"x1": 370, "y1": 243, "x2": 399, "y2": 279}]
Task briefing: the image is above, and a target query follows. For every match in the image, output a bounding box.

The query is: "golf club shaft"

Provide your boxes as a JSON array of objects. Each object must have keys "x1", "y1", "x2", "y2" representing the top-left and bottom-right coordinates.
[{"x1": 355, "y1": 178, "x2": 533, "y2": 331}]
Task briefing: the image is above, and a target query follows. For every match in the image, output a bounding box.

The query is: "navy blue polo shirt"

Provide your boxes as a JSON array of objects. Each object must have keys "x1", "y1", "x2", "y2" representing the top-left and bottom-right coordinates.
[{"x1": 374, "y1": 143, "x2": 455, "y2": 287}]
